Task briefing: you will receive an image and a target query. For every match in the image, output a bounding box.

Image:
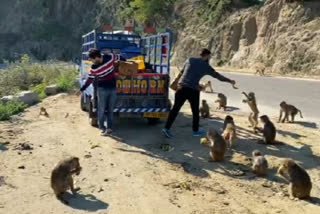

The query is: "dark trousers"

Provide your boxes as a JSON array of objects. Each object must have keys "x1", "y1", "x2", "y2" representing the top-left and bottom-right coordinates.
[{"x1": 165, "y1": 87, "x2": 200, "y2": 132}]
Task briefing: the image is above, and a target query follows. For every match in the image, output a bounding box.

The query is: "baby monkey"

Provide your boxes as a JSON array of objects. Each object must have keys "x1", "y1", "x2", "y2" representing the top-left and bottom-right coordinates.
[
  {"x1": 252, "y1": 150, "x2": 268, "y2": 176},
  {"x1": 200, "y1": 99, "x2": 210, "y2": 118},
  {"x1": 215, "y1": 93, "x2": 227, "y2": 111},
  {"x1": 278, "y1": 159, "x2": 312, "y2": 199},
  {"x1": 39, "y1": 107, "x2": 49, "y2": 117},
  {"x1": 51, "y1": 156, "x2": 82, "y2": 204},
  {"x1": 222, "y1": 115, "x2": 237, "y2": 148}
]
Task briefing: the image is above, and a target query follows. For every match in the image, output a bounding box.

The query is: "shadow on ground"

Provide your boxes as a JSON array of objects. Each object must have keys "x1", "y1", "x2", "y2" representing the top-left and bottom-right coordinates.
[
  {"x1": 64, "y1": 192, "x2": 109, "y2": 211},
  {"x1": 295, "y1": 121, "x2": 318, "y2": 129},
  {"x1": 109, "y1": 113, "x2": 320, "y2": 182}
]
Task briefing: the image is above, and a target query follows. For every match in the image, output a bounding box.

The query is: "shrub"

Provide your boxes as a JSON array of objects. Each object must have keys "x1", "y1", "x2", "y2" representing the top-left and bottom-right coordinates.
[
  {"x1": 0, "y1": 55, "x2": 78, "y2": 97},
  {"x1": 57, "y1": 68, "x2": 78, "y2": 92},
  {"x1": 0, "y1": 100, "x2": 27, "y2": 121},
  {"x1": 32, "y1": 83, "x2": 47, "y2": 100}
]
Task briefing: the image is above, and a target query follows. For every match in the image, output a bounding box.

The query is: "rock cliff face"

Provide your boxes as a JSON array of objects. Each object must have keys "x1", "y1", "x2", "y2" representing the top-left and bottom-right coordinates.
[
  {"x1": 172, "y1": 0, "x2": 320, "y2": 75},
  {"x1": 0, "y1": 0, "x2": 101, "y2": 61}
]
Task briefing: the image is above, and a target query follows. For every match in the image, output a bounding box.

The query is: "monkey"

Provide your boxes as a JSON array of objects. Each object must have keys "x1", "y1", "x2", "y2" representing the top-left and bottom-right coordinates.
[
  {"x1": 200, "y1": 99, "x2": 210, "y2": 118},
  {"x1": 51, "y1": 157, "x2": 82, "y2": 205},
  {"x1": 254, "y1": 63, "x2": 265, "y2": 76},
  {"x1": 279, "y1": 101, "x2": 303, "y2": 123},
  {"x1": 39, "y1": 107, "x2": 49, "y2": 117},
  {"x1": 278, "y1": 159, "x2": 312, "y2": 199},
  {"x1": 223, "y1": 115, "x2": 235, "y2": 130},
  {"x1": 242, "y1": 92, "x2": 259, "y2": 131},
  {"x1": 199, "y1": 80, "x2": 214, "y2": 93},
  {"x1": 255, "y1": 115, "x2": 276, "y2": 144},
  {"x1": 222, "y1": 115, "x2": 237, "y2": 148},
  {"x1": 215, "y1": 93, "x2": 227, "y2": 111},
  {"x1": 252, "y1": 150, "x2": 268, "y2": 176},
  {"x1": 200, "y1": 128, "x2": 227, "y2": 161}
]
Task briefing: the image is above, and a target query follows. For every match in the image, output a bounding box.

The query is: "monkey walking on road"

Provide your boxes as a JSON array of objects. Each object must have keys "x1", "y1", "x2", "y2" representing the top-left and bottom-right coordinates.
[
  {"x1": 278, "y1": 159, "x2": 312, "y2": 199},
  {"x1": 279, "y1": 101, "x2": 303, "y2": 123},
  {"x1": 254, "y1": 64, "x2": 266, "y2": 76},
  {"x1": 242, "y1": 92, "x2": 259, "y2": 132},
  {"x1": 51, "y1": 157, "x2": 82, "y2": 205}
]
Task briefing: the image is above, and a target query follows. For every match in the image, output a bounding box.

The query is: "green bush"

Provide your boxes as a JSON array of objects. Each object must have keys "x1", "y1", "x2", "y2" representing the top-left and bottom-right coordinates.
[
  {"x1": 32, "y1": 83, "x2": 47, "y2": 99},
  {"x1": 57, "y1": 68, "x2": 78, "y2": 92},
  {"x1": 0, "y1": 55, "x2": 78, "y2": 97},
  {"x1": 0, "y1": 100, "x2": 27, "y2": 121}
]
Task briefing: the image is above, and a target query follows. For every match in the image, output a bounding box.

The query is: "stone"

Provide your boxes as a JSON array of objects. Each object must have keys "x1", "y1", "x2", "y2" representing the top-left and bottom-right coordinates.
[
  {"x1": 45, "y1": 84, "x2": 59, "y2": 96},
  {"x1": 16, "y1": 91, "x2": 39, "y2": 106},
  {"x1": 0, "y1": 95, "x2": 14, "y2": 103}
]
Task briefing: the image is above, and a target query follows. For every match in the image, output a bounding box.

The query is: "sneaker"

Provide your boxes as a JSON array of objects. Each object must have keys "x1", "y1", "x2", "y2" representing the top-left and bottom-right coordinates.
[
  {"x1": 193, "y1": 130, "x2": 206, "y2": 137},
  {"x1": 162, "y1": 128, "x2": 173, "y2": 138},
  {"x1": 101, "y1": 129, "x2": 113, "y2": 136}
]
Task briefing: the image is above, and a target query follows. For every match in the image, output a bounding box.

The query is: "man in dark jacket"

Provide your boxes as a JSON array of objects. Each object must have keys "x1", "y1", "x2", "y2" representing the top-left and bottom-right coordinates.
[{"x1": 162, "y1": 49, "x2": 236, "y2": 138}]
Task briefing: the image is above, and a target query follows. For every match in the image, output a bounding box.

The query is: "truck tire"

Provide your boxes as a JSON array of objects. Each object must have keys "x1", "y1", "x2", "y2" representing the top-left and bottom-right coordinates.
[
  {"x1": 88, "y1": 100, "x2": 98, "y2": 127},
  {"x1": 147, "y1": 118, "x2": 160, "y2": 125},
  {"x1": 90, "y1": 117, "x2": 98, "y2": 127},
  {"x1": 80, "y1": 94, "x2": 86, "y2": 111}
]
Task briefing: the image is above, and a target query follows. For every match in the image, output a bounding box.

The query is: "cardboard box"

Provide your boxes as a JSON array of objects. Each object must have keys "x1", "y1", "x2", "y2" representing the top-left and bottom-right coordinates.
[{"x1": 118, "y1": 61, "x2": 138, "y2": 76}]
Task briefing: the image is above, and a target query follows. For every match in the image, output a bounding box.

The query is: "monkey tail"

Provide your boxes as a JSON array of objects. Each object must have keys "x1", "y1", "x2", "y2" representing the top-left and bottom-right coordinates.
[{"x1": 298, "y1": 110, "x2": 303, "y2": 118}]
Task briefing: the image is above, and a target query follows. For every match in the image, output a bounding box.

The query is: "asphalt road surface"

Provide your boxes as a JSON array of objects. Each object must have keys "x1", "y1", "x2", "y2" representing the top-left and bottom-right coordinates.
[{"x1": 171, "y1": 71, "x2": 320, "y2": 125}]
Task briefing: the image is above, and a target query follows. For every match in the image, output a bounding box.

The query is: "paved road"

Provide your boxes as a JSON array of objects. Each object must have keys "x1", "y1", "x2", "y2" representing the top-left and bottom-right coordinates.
[{"x1": 171, "y1": 71, "x2": 320, "y2": 124}]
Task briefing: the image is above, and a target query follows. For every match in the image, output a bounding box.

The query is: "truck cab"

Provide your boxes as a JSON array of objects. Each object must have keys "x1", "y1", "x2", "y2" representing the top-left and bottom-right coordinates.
[{"x1": 79, "y1": 28, "x2": 172, "y2": 126}]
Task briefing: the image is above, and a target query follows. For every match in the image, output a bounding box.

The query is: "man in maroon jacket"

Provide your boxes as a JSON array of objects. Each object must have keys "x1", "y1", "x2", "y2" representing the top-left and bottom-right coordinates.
[{"x1": 80, "y1": 49, "x2": 124, "y2": 136}]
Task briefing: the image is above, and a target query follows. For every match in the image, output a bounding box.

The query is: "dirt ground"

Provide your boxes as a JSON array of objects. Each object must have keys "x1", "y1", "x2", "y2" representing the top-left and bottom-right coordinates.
[{"x1": 0, "y1": 94, "x2": 319, "y2": 214}]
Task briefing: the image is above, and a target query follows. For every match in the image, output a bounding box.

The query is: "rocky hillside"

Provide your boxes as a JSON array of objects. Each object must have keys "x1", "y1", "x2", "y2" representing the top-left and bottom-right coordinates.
[
  {"x1": 172, "y1": 0, "x2": 320, "y2": 75},
  {"x1": 1, "y1": 0, "x2": 320, "y2": 75},
  {"x1": 0, "y1": 0, "x2": 116, "y2": 61}
]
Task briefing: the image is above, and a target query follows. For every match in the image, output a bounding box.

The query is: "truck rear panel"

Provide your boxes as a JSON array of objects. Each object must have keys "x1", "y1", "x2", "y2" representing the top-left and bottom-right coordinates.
[{"x1": 80, "y1": 29, "x2": 171, "y2": 120}]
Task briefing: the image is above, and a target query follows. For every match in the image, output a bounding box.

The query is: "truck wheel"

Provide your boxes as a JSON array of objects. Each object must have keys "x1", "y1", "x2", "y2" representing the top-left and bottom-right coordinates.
[
  {"x1": 147, "y1": 118, "x2": 160, "y2": 125},
  {"x1": 90, "y1": 117, "x2": 98, "y2": 127},
  {"x1": 88, "y1": 100, "x2": 98, "y2": 127},
  {"x1": 80, "y1": 94, "x2": 86, "y2": 111}
]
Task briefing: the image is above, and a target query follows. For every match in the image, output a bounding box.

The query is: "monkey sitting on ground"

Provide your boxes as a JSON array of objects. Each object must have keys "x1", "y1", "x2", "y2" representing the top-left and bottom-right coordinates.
[
  {"x1": 252, "y1": 150, "x2": 268, "y2": 176},
  {"x1": 215, "y1": 93, "x2": 227, "y2": 111},
  {"x1": 222, "y1": 115, "x2": 237, "y2": 148},
  {"x1": 278, "y1": 159, "x2": 312, "y2": 199},
  {"x1": 255, "y1": 115, "x2": 276, "y2": 144},
  {"x1": 200, "y1": 128, "x2": 227, "y2": 161},
  {"x1": 242, "y1": 92, "x2": 259, "y2": 131},
  {"x1": 51, "y1": 157, "x2": 82, "y2": 204},
  {"x1": 279, "y1": 101, "x2": 303, "y2": 123},
  {"x1": 200, "y1": 99, "x2": 210, "y2": 118},
  {"x1": 39, "y1": 107, "x2": 49, "y2": 117},
  {"x1": 199, "y1": 80, "x2": 214, "y2": 93}
]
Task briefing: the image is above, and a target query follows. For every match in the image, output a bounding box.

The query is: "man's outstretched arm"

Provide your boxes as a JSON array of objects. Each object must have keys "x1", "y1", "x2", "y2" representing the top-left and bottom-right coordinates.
[{"x1": 208, "y1": 66, "x2": 235, "y2": 85}]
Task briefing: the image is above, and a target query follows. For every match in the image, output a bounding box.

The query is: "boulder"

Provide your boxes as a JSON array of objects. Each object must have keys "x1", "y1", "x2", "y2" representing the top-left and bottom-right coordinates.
[
  {"x1": 45, "y1": 84, "x2": 59, "y2": 96},
  {"x1": 16, "y1": 91, "x2": 39, "y2": 106},
  {"x1": 0, "y1": 95, "x2": 14, "y2": 103}
]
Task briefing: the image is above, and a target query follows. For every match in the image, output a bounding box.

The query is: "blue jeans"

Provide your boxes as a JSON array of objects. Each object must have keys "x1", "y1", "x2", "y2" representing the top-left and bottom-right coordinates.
[{"x1": 97, "y1": 87, "x2": 117, "y2": 131}]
